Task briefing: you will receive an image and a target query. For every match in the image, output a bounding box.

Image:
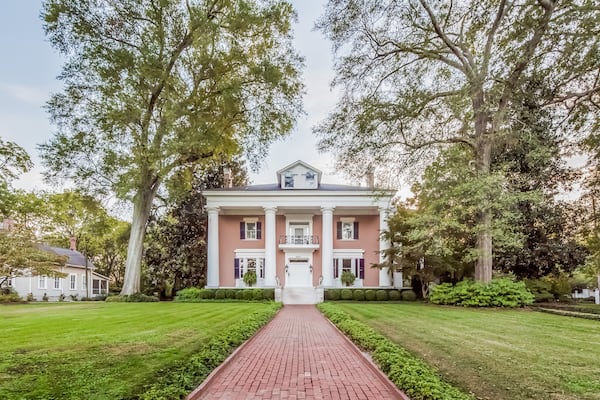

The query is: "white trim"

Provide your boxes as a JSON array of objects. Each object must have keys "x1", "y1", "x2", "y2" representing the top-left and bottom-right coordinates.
[
  {"x1": 38, "y1": 275, "x2": 47, "y2": 289},
  {"x1": 69, "y1": 273, "x2": 77, "y2": 290},
  {"x1": 234, "y1": 249, "x2": 266, "y2": 258},
  {"x1": 53, "y1": 276, "x2": 62, "y2": 290},
  {"x1": 332, "y1": 249, "x2": 365, "y2": 258}
]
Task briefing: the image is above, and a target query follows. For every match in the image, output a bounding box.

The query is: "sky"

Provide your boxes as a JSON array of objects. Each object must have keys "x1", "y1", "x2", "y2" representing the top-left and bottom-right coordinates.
[{"x1": 0, "y1": 0, "x2": 358, "y2": 193}]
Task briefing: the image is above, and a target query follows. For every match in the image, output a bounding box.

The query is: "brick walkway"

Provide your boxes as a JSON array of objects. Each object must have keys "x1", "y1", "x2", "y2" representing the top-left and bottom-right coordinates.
[{"x1": 189, "y1": 305, "x2": 404, "y2": 400}]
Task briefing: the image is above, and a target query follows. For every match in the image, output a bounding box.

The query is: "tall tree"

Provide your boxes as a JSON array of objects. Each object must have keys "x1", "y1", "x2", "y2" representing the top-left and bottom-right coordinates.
[
  {"x1": 144, "y1": 158, "x2": 247, "y2": 296},
  {"x1": 40, "y1": 0, "x2": 304, "y2": 294},
  {"x1": 316, "y1": 0, "x2": 600, "y2": 282},
  {"x1": 0, "y1": 138, "x2": 32, "y2": 216}
]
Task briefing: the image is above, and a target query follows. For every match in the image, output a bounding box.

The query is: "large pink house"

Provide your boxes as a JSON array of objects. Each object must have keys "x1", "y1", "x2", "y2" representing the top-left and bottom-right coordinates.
[{"x1": 203, "y1": 160, "x2": 398, "y2": 303}]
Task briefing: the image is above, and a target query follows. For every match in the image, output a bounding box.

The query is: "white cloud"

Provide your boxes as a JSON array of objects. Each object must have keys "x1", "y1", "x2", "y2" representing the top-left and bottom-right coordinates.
[{"x1": 0, "y1": 82, "x2": 49, "y2": 106}]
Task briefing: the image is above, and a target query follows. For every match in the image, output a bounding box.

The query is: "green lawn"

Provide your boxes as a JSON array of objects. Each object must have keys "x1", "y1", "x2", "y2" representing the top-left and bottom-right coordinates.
[
  {"x1": 0, "y1": 302, "x2": 274, "y2": 399},
  {"x1": 334, "y1": 303, "x2": 600, "y2": 400}
]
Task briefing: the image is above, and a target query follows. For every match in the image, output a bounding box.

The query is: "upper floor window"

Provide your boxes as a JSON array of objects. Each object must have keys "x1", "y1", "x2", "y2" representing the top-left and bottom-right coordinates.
[
  {"x1": 337, "y1": 221, "x2": 359, "y2": 240},
  {"x1": 240, "y1": 220, "x2": 262, "y2": 240}
]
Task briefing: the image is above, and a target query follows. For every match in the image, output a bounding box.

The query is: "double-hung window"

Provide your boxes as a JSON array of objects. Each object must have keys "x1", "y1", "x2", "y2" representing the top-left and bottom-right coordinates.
[
  {"x1": 240, "y1": 220, "x2": 262, "y2": 240},
  {"x1": 337, "y1": 220, "x2": 359, "y2": 240},
  {"x1": 69, "y1": 274, "x2": 77, "y2": 290},
  {"x1": 38, "y1": 276, "x2": 47, "y2": 289},
  {"x1": 53, "y1": 276, "x2": 61, "y2": 290}
]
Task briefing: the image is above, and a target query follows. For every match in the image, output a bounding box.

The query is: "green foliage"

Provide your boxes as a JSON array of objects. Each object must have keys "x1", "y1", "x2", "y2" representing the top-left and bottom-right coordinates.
[
  {"x1": 243, "y1": 270, "x2": 257, "y2": 287},
  {"x1": 429, "y1": 279, "x2": 534, "y2": 307},
  {"x1": 376, "y1": 290, "x2": 389, "y2": 301},
  {"x1": 327, "y1": 289, "x2": 341, "y2": 300},
  {"x1": 251, "y1": 289, "x2": 263, "y2": 301},
  {"x1": 365, "y1": 289, "x2": 376, "y2": 301},
  {"x1": 105, "y1": 293, "x2": 159, "y2": 302},
  {"x1": 41, "y1": 0, "x2": 304, "y2": 295},
  {"x1": 0, "y1": 139, "x2": 32, "y2": 215},
  {"x1": 235, "y1": 290, "x2": 244, "y2": 300},
  {"x1": 388, "y1": 290, "x2": 401, "y2": 301},
  {"x1": 340, "y1": 270, "x2": 356, "y2": 287},
  {"x1": 318, "y1": 303, "x2": 473, "y2": 400},
  {"x1": 524, "y1": 279, "x2": 555, "y2": 302},
  {"x1": 341, "y1": 289, "x2": 353, "y2": 300},
  {"x1": 352, "y1": 289, "x2": 365, "y2": 301},
  {"x1": 42, "y1": 293, "x2": 48, "y2": 302},
  {"x1": 261, "y1": 289, "x2": 274, "y2": 301},
  {"x1": 215, "y1": 289, "x2": 226, "y2": 300},
  {"x1": 26, "y1": 293, "x2": 34, "y2": 302},
  {"x1": 400, "y1": 290, "x2": 417, "y2": 301},
  {"x1": 0, "y1": 290, "x2": 22, "y2": 303},
  {"x1": 174, "y1": 287, "x2": 202, "y2": 301},
  {"x1": 203, "y1": 289, "x2": 216, "y2": 299},
  {"x1": 243, "y1": 290, "x2": 254, "y2": 301},
  {"x1": 58, "y1": 293, "x2": 65, "y2": 302},
  {"x1": 174, "y1": 287, "x2": 275, "y2": 302}
]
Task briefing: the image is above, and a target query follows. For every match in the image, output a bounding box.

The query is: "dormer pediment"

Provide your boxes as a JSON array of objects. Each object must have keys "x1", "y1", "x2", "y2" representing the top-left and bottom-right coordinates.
[{"x1": 276, "y1": 160, "x2": 322, "y2": 189}]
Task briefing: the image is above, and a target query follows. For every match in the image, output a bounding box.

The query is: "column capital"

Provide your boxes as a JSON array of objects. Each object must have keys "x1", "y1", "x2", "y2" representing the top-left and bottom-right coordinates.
[
  {"x1": 263, "y1": 206, "x2": 278, "y2": 213},
  {"x1": 320, "y1": 206, "x2": 335, "y2": 213},
  {"x1": 206, "y1": 206, "x2": 220, "y2": 214}
]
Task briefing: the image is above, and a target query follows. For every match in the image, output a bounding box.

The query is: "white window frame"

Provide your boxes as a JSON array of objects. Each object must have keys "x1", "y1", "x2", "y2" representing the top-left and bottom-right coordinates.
[
  {"x1": 245, "y1": 221, "x2": 257, "y2": 240},
  {"x1": 284, "y1": 174, "x2": 294, "y2": 188},
  {"x1": 92, "y1": 279, "x2": 101, "y2": 295},
  {"x1": 69, "y1": 274, "x2": 77, "y2": 290},
  {"x1": 81, "y1": 274, "x2": 87, "y2": 290},
  {"x1": 53, "y1": 276, "x2": 61, "y2": 290},
  {"x1": 38, "y1": 275, "x2": 47, "y2": 290},
  {"x1": 341, "y1": 221, "x2": 354, "y2": 240}
]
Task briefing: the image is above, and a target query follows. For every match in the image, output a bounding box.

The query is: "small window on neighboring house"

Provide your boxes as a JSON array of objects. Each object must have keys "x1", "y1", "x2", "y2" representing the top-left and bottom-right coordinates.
[
  {"x1": 7, "y1": 277, "x2": 12, "y2": 287},
  {"x1": 92, "y1": 279, "x2": 100, "y2": 295},
  {"x1": 240, "y1": 221, "x2": 262, "y2": 240},
  {"x1": 53, "y1": 276, "x2": 61, "y2": 290},
  {"x1": 81, "y1": 274, "x2": 87, "y2": 290},
  {"x1": 337, "y1": 221, "x2": 359, "y2": 240},
  {"x1": 38, "y1": 276, "x2": 47, "y2": 289},
  {"x1": 284, "y1": 174, "x2": 294, "y2": 188},
  {"x1": 69, "y1": 274, "x2": 77, "y2": 290}
]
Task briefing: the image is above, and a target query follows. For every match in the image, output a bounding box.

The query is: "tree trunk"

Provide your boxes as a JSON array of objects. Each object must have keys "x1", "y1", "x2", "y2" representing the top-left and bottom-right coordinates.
[
  {"x1": 120, "y1": 187, "x2": 155, "y2": 295},
  {"x1": 473, "y1": 93, "x2": 494, "y2": 283}
]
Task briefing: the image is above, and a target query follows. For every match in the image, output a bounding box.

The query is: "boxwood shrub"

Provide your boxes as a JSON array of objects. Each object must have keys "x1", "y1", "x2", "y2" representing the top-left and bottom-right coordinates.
[
  {"x1": 174, "y1": 288, "x2": 276, "y2": 302},
  {"x1": 318, "y1": 303, "x2": 473, "y2": 400},
  {"x1": 139, "y1": 303, "x2": 282, "y2": 399},
  {"x1": 365, "y1": 289, "x2": 376, "y2": 301},
  {"x1": 376, "y1": 290, "x2": 388, "y2": 301},
  {"x1": 341, "y1": 289, "x2": 353, "y2": 300},
  {"x1": 388, "y1": 290, "x2": 401, "y2": 301},
  {"x1": 401, "y1": 290, "x2": 417, "y2": 301},
  {"x1": 327, "y1": 289, "x2": 341, "y2": 300},
  {"x1": 106, "y1": 293, "x2": 159, "y2": 302},
  {"x1": 352, "y1": 289, "x2": 365, "y2": 301},
  {"x1": 215, "y1": 289, "x2": 226, "y2": 299},
  {"x1": 429, "y1": 278, "x2": 534, "y2": 307}
]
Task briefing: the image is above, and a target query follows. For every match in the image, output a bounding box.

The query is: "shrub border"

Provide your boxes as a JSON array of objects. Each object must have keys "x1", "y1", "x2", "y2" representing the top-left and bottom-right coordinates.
[
  {"x1": 317, "y1": 303, "x2": 474, "y2": 400},
  {"x1": 324, "y1": 288, "x2": 416, "y2": 302}
]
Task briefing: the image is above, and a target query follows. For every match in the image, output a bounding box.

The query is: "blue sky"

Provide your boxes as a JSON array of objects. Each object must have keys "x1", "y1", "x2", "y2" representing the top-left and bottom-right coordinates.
[{"x1": 0, "y1": 0, "x2": 352, "y2": 192}]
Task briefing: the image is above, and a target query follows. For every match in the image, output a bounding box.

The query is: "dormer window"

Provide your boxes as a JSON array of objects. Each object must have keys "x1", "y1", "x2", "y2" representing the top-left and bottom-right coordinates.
[
  {"x1": 277, "y1": 161, "x2": 322, "y2": 189},
  {"x1": 305, "y1": 172, "x2": 315, "y2": 186}
]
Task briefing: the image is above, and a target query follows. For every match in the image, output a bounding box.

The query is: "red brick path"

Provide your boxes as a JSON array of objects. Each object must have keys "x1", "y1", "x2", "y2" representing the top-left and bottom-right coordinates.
[{"x1": 189, "y1": 305, "x2": 404, "y2": 400}]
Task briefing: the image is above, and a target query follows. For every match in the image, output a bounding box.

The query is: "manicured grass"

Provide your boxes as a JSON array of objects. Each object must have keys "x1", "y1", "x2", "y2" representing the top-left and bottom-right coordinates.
[
  {"x1": 334, "y1": 303, "x2": 600, "y2": 400},
  {"x1": 0, "y1": 302, "x2": 275, "y2": 399}
]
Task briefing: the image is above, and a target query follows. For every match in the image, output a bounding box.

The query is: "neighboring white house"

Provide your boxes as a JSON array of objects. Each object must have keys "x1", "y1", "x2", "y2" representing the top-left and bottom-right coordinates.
[{"x1": 7, "y1": 241, "x2": 109, "y2": 301}]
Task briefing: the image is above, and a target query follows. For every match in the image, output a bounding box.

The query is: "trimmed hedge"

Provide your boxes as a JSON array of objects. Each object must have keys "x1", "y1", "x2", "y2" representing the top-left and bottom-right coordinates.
[
  {"x1": 105, "y1": 293, "x2": 159, "y2": 302},
  {"x1": 429, "y1": 278, "x2": 534, "y2": 307},
  {"x1": 174, "y1": 288, "x2": 275, "y2": 302},
  {"x1": 139, "y1": 303, "x2": 282, "y2": 399},
  {"x1": 318, "y1": 303, "x2": 474, "y2": 400},
  {"x1": 324, "y1": 288, "x2": 414, "y2": 302}
]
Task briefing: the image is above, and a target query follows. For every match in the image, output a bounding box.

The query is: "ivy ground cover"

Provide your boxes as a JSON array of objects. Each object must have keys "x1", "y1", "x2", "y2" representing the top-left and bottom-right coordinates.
[
  {"x1": 334, "y1": 303, "x2": 600, "y2": 400},
  {"x1": 0, "y1": 302, "x2": 278, "y2": 399}
]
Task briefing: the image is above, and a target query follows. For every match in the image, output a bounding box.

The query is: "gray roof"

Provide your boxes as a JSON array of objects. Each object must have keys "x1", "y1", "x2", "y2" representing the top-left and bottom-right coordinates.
[
  {"x1": 39, "y1": 245, "x2": 96, "y2": 269},
  {"x1": 206, "y1": 183, "x2": 385, "y2": 192}
]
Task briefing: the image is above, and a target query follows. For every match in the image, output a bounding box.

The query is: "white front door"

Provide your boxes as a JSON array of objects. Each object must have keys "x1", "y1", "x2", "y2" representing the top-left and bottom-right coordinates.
[{"x1": 286, "y1": 258, "x2": 312, "y2": 287}]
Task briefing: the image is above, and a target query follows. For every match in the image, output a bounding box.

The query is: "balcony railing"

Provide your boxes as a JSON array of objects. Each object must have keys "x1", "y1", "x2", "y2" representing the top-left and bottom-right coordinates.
[{"x1": 278, "y1": 235, "x2": 320, "y2": 245}]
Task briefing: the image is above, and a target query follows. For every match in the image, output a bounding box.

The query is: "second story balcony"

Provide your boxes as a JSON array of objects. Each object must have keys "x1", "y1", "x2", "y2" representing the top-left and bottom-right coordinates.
[{"x1": 278, "y1": 235, "x2": 320, "y2": 250}]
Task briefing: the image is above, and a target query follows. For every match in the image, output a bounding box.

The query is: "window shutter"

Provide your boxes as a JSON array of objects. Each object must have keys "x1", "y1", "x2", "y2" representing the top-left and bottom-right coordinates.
[
  {"x1": 334, "y1": 259, "x2": 339, "y2": 279},
  {"x1": 336, "y1": 222, "x2": 342, "y2": 240},
  {"x1": 359, "y1": 258, "x2": 365, "y2": 279},
  {"x1": 353, "y1": 221, "x2": 359, "y2": 240},
  {"x1": 234, "y1": 258, "x2": 240, "y2": 279},
  {"x1": 240, "y1": 222, "x2": 245, "y2": 239},
  {"x1": 256, "y1": 221, "x2": 262, "y2": 240}
]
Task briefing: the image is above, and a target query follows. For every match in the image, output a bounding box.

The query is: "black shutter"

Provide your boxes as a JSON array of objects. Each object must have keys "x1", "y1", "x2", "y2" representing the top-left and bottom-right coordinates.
[
  {"x1": 353, "y1": 222, "x2": 359, "y2": 240},
  {"x1": 240, "y1": 221, "x2": 245, "y2": 239},
  {"x1": 359, "y1": 258, "x2": 365, "y2": 279},
  {"x1": 336, "y1": 222, "x2": 342, "y2": 240},
  {"x1": 234, "y1": 258, "x2": 240, "y2": 279},
  {"x1": 334, "y1": 259, "x2": 339, "y2": 278},
  {"x1": 256, "y1": 221, "x2": 262, "y2": 240}
]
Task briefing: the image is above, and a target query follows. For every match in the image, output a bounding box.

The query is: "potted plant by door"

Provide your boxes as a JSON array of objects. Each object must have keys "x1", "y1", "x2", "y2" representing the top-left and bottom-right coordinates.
[
  {"x1": 340, "y1": 271, "x2": 356, "y2": 287},
  {"x1": 243, "y1": 270, "x2": 257, "y2": 287}
]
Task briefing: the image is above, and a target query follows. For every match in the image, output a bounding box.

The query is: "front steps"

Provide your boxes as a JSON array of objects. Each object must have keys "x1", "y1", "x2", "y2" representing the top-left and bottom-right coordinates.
[{"x1": 277, "y1": 287, "x2": 324, "y2": 304}]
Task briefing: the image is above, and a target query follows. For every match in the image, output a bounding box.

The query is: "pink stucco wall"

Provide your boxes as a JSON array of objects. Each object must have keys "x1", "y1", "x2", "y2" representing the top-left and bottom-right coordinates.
[
  {"x1": 333, "y1": 215, "x2": 380, "y2": 287},
  {"x1": 218, "y1": 215, "x2": 265, "y2": 287}
]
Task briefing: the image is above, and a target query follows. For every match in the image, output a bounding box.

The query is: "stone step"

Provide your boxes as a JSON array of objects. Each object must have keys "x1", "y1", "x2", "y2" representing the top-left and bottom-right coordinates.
[{"x1": 281, "y1": 287, "x2": 324, "y2": 305}]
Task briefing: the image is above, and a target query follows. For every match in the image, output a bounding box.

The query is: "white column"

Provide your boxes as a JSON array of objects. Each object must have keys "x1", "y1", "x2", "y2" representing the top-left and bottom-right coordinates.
[
  {"x1": 264, "y1": 206, "x2": 277, "y2": 287},
  {"x1": 206, "y1": 206, "x2": 220, "y2": 288},
  {"x1": 379, "y1": 207, "x2": 393, "y2": 287},
  {"x1": 321, "y1": 206, "x2": 334, "y2": 287}
]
